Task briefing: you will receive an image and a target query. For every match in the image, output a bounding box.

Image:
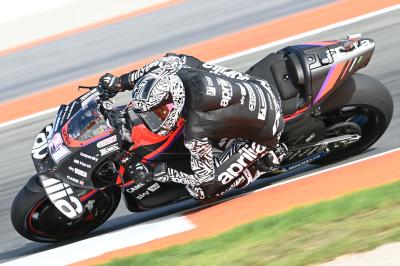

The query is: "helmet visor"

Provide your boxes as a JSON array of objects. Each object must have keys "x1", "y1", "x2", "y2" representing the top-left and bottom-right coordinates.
[{"x1": 137, "y1": 103, "x2": 173, "y2": 133}]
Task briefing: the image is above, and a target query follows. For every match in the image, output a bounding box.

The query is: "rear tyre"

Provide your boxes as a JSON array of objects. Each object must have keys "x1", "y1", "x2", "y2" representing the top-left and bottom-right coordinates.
[
  {"x1": 316, "y1": 74, "x2": 393, "y2": 164},
  {"x1": 316, "y1": 105, "x2": 388, "y2": 164},
  {"x1": 11, "y1": 175, "x2": 121, "y2": 243}
]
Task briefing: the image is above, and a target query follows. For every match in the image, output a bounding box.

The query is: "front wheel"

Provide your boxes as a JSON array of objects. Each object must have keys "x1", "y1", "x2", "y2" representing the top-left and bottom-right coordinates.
[{"x1": 11, "y1": 175, "x2": 121, "y2": 243}]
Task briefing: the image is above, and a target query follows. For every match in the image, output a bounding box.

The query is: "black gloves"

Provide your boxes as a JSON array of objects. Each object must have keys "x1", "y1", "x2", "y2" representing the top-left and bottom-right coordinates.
[
  {"x1": 98, "y1": 73, "x2": 122, "y2": 99},
  {"x1": 126, "y1": 159, "x2": 155, "y2": 184},
  {"x1": 126, "y1": 160, "x2": 169, "y2": 184}
]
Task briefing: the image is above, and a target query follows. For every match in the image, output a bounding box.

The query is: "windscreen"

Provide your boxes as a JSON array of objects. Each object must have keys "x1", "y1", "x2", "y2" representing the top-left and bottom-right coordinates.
[{"x1": 67, "y1": 100, "x2": 112, "y2": 142}]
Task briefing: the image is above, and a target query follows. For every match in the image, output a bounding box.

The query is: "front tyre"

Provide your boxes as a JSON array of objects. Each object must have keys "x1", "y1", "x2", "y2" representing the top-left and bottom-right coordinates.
[{"x1": 11, "y1": 175, "x2": 121, "y2": 243}]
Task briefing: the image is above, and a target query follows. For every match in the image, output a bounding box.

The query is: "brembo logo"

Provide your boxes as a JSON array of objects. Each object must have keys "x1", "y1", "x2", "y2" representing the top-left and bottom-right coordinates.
[{"x1": 218, "y1": 142, "x2": 267, "y2": 184}]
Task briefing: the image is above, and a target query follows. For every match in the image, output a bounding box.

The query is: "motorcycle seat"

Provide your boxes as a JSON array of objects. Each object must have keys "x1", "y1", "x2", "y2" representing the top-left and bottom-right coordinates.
[{"x1": 245, "y1": 52, "x2": 304, "y2": 116}]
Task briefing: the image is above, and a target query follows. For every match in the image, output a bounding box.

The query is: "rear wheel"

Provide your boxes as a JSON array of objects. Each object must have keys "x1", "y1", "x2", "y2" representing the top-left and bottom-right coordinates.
[
  {"x1": 316, "y1": 104, "x2": 388, "y2": 164},
  {"x1": 315, "y1": 74, "x2": 393, "y2": 164},
  {"x1": 11, "y1": 175, "x2": 121, "y2": 243}
]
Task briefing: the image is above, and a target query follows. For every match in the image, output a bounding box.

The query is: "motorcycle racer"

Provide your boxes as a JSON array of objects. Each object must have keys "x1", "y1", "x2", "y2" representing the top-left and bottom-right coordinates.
[{"x1": 98, "y1": 53, "x2": 286, "y2": 199}]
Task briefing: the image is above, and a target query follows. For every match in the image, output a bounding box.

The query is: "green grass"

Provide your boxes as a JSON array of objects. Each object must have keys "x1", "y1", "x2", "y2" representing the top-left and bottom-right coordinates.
[{"x1": 101, "y1": 181, "x2": 400, "y2": 266}]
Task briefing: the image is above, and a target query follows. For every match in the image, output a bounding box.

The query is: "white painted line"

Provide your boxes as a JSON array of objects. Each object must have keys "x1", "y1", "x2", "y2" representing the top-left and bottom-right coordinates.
[
  {"x1": 2, "y1": 215, "x2": 195, "y2": 266},
  {"x1": 1, "y1": 3, "x2": 399, "y2": 130},
  {"x1": 0, "y1": 107, "x2": 58, "y2": 129},
  {"x1": 256, "y1": 147, "x2": 400, "y2": 192}
]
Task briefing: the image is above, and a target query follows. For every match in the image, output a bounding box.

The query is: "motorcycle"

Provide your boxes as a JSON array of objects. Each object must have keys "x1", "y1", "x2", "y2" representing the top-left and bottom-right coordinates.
[{"x1": 11, "y1": 34, "x2": 393, "y2": 242}]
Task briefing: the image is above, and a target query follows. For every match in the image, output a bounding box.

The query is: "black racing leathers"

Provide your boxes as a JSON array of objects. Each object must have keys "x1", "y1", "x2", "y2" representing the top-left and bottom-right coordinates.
[{"x1": 120, "y1": 53, "x2": 284, "y2": 199}]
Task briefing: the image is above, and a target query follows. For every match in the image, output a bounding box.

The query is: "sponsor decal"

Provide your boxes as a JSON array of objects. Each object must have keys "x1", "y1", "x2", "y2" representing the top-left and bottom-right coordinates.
[
  {"x1": 41, "y1": 177, "x2": 83, "y2": 219},
  {"x1": 68, "y1": 166, "x2": 88, "y2": 178},
  {"x1": 237, "y1": 84, "x2": 247, "y2": 105},
  {"x1": 202, "y1": 63, "x2": 250, "y2": 80},
  {"x1": 147, "y1": 182, "x2": 161, "y2": 192},
  {"x1": 96, "y1": 135, "x2": 117, "y2": 148},
  {"x1": 254, "y1": 84, "x2": 267, "y2": 121},
  {"x1": 136, "y1": 191, "x2": 150, "y2": 200},
  {"x1": 217, "y1": 78, "x2": 233, "y2": 107},
  {"x1": 206, "y1": 86, "x2": 216, "y2": 96},
  {"x1": 66, "y1": 175, "x2": 80, "y2": 184},
  {"x1": 32, "y1": 125, "x2": 53, "y2": 160},
  {"x1": 67, "y1": 175, "x2": 85, "y2": 186},
  {"x1": 265, "y1": 81, "x2": 282, "y2": 135},
  {"x1": 80, "y1": 152, "x2": 98, "y2": 162},
  {"x1": 126, "y1": 182, "x2": 145, "y2": 193},
  {"x1": 49, "y1": 133, "x2": 71, "y2": 163},
  {"x1": 306, "y1": 133, "x2": 316, "y2": 143},
  {"x1": 99, "y1": 143, "x2": 119, "y2": 156},
  {"x1": 243, "y1": 83, "x2": 256, "y2": 111},
  {"x1": 205, "y1": 75, "x2": 216, "y2": 96},
  {"x1": 205, "y1": 76, "x2": 213, "y2": 86},
  {"x1": 73, "y1": 159, "x2": 92, "y2": 169},
  {"x1": 285, "y1": 153, "x2": 325, "y2": 171},
  {"x1": 217, "y1": 142, "x2": 268, "y2": 185}
]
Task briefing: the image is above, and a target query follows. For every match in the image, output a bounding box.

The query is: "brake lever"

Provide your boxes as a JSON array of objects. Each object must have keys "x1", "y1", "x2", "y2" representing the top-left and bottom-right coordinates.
[{"x1": 78, "y1": 85, "x2": 98, "y2": 90}]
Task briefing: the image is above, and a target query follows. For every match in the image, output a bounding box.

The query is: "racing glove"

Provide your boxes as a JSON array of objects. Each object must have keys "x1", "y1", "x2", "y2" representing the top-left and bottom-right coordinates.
[
  {"x1": 127, "y1": 160, "x2": 154, "y2": 184},
  {"x1": 98, "y1": 73, "x2": 122, "y2": 98}
]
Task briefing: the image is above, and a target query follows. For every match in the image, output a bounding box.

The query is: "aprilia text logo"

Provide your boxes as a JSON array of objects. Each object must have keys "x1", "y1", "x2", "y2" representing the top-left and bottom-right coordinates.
[
  {"x1": 217, "y1": 78, "x2": 233, "y2": 107},
  {"x1": 218, "y1": 142, "x2": 267, "y2": 184}
]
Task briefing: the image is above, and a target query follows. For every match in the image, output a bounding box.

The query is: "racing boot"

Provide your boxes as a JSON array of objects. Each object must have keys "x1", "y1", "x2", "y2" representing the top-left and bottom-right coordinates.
[{"x1": 257, "y1": 143, "x2": 288, "y2": 172}]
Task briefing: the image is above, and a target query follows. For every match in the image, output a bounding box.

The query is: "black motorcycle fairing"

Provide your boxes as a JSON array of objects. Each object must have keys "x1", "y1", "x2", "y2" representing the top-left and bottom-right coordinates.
[
  {"x1": 38, "y1": 174, "x2": 86, "y2": 219},
  {"x1": 281, "y1": 38, "x2": 375, "y2": 106},
  {"x1": 245, "y1": 51, "x2": 300, "y2": 116},
  {"x1": 31, "y1": 124, "x2": 54, "y2": 172},
  {"x1": 31, "y1": 90, "x2": 95, "y2": 172},
  {"x1": 123, "y1": 180, "x2": 189, "y2": 211},
  {"x1": 281, "y1": 113, "x2": 326, "y2": 147},
  {"x1": 31, "y1": 92, "x2": 123, "y2": 189}
]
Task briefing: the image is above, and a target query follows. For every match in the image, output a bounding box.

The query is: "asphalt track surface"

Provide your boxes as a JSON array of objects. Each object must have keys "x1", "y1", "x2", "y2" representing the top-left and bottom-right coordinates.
[
  {"x1": 0, "y1": 0, "x2": 332, "y2": 103},
  {"x1": 0, "y1": 2, "x2": 399, "y2": 264}
]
